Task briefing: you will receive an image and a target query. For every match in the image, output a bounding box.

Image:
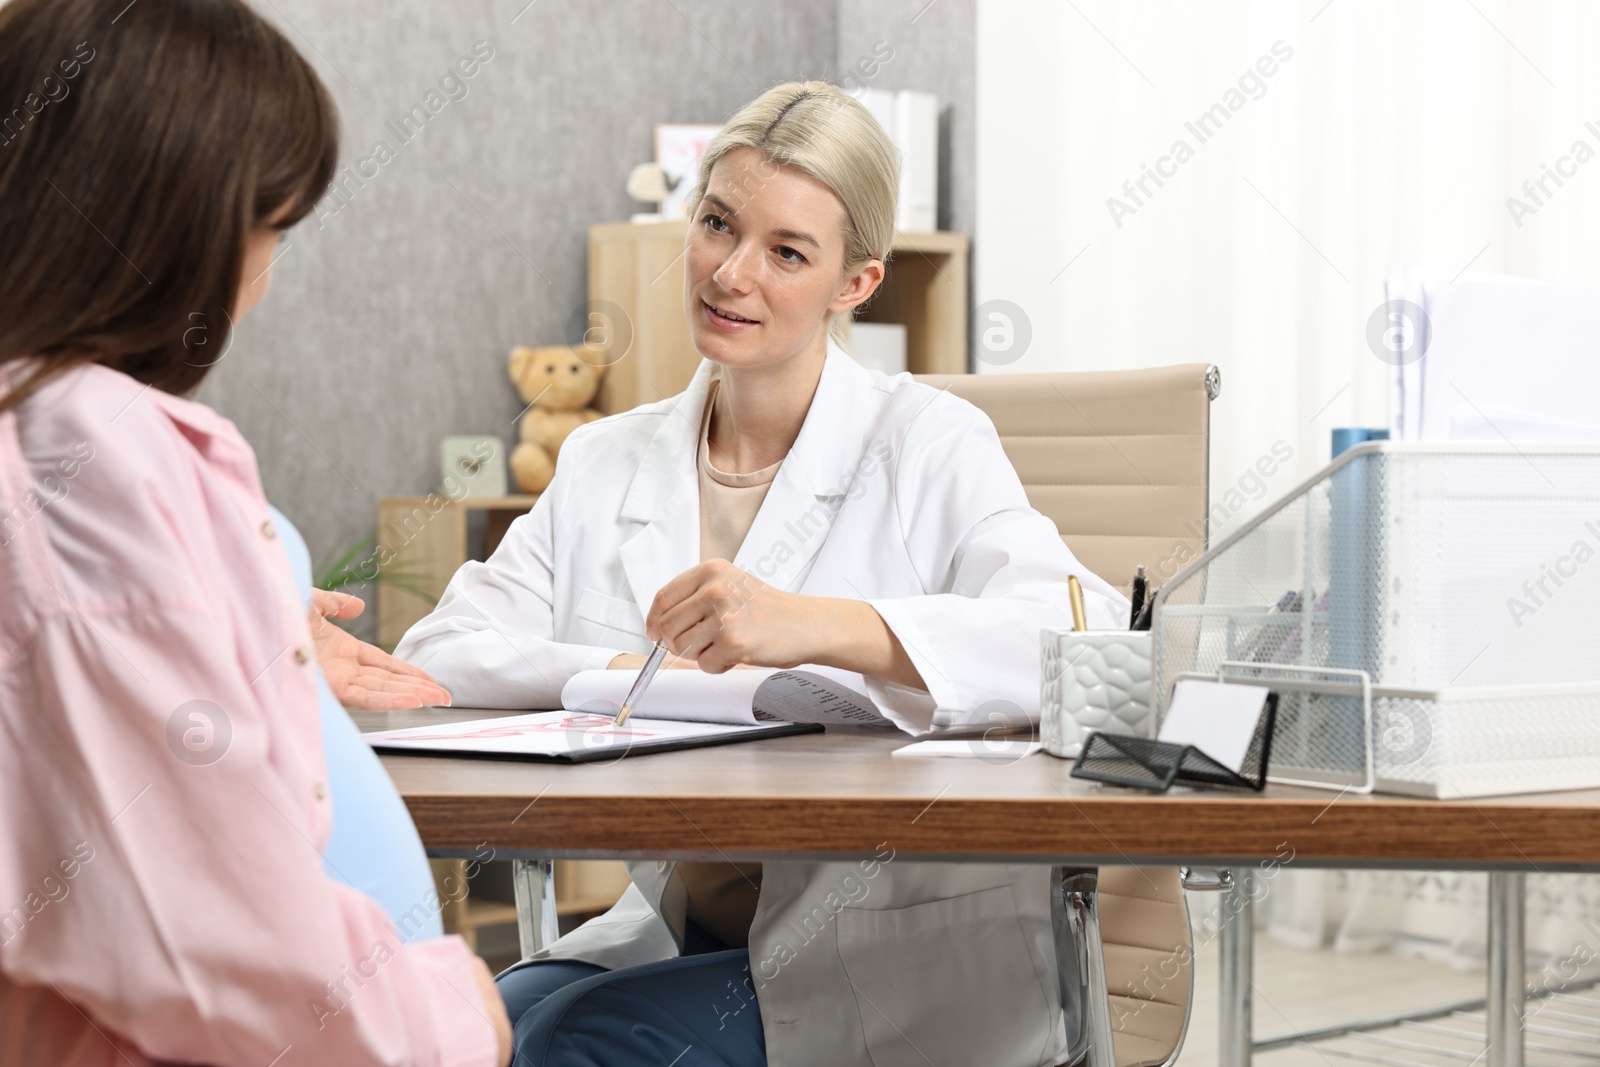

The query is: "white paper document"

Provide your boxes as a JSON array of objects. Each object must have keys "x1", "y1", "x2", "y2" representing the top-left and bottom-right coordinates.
[
  {"x1": 1157, "y1": 680, "x2": 1270, "y2": 774},
  {"x1": 559, "y1": 668, "x2": 896, "y2": 728},
  {"x1": 892, "y1": 739, "x2": 1043, "y2": 760}
]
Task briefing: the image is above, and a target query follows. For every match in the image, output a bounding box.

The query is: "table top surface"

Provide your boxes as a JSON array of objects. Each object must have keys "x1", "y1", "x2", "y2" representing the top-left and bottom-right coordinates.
[{"x1": 361, "y1": 708, "x2": 1600, "y2": 871}]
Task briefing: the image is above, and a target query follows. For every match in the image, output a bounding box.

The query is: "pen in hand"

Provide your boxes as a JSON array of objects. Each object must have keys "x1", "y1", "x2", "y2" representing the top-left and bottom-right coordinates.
[{"x1": 615, "y1": 639, "x2": 670, "y2": 726}]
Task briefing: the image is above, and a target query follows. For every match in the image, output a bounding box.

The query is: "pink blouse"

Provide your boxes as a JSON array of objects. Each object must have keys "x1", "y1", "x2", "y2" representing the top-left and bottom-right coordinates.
[{"x1": 0, "y1": 362, "x2": 495, "y2": 1067}]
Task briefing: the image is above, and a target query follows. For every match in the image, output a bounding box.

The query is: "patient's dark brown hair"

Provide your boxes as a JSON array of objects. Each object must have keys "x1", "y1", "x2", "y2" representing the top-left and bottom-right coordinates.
[{"x1": 0, "y1": 0, "x2": 339, "y2": 413}]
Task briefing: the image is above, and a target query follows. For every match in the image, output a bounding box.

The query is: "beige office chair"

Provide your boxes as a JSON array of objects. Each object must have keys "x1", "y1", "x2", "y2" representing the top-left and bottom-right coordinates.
[{"x1": 918, "y1": 364, "x2": 1221, "y2": 1067}]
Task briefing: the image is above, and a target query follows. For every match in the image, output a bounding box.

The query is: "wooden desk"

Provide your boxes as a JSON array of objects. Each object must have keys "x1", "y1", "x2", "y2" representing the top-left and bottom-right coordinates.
[
  {"x1": 361, "y1": 708, "x2": 1600, "y2": 870},
  {"x1": 361, "y1": 708, "x2": 1598, "y2": 1067}
]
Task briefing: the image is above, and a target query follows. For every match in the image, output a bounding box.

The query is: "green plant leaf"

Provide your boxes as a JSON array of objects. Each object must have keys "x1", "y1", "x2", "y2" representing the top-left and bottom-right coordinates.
[{"x1": 314, "y1": 531, "x2": 440, "y2": 607}]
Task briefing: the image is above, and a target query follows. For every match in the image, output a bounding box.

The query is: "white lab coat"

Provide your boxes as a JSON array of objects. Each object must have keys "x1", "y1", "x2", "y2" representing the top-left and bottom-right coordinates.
[{"x1": 397, "y1": 341, "x2": 1125, "y2": 1067}]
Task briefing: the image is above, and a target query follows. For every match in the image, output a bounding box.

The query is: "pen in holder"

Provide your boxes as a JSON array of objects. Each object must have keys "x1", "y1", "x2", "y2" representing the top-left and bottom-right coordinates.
[{"x1": 1040, "y1": 629, "x2": 1154, "y2": 759}]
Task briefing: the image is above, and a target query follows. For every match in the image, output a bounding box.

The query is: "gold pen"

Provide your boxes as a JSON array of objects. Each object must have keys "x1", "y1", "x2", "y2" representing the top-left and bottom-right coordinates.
[
  {"x1": 1068, "y1": 574, "x2": 1088, "y2": 632},
  {"x1": 614, "y1": 639, "x2": 670, "y2": 726}
]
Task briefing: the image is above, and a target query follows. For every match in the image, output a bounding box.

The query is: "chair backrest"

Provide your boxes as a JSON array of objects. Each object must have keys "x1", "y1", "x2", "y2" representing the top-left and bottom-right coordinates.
[
  {"x1": 916, "y1": 364, "x2": 1215, "y2": 1067},
  {"x1": 1098, "y1": 867, "x2": 1194, "y2": 1067},
  {"x1": 914, "y1": 364, "x2": 1217, "y2": 596}
]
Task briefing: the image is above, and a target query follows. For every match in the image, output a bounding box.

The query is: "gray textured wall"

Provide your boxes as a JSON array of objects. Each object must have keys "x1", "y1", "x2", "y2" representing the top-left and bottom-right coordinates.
[
  {"x1": 202, "y1": 0, "x2": 974, "y2": 587},
  {"x1": 835, "y1": 0, "x2": 975, "y2": 236}
]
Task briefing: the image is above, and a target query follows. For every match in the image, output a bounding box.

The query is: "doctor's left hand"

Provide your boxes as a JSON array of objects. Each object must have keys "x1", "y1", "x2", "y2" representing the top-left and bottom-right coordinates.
[
  {"x1": 309, "y1": 589, "x2": 453, "y2": 709},
  {"x1": 646, "y1": 560, "x2": 811, "y2": 674}
]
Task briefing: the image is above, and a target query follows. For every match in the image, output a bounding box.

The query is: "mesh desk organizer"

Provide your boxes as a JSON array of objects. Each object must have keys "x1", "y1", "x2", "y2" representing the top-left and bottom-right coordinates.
[
  {"x1": 1148, "y1": 442, "x2": 1600, "y2": 798},
  {"x1": 1072, "y1": 693, "x2": 1278, "y2": 792}
]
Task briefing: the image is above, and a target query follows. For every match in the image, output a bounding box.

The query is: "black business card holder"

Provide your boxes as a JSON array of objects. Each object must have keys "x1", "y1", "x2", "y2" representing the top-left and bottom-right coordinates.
[{"x1": 1070, "y1": 695, "x2": 1277, "y2": 793}]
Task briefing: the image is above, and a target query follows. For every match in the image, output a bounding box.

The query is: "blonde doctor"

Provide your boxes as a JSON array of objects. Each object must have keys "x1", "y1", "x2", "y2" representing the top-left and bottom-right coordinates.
[{"x1": 397, "y1": 82, "x2": 1124, "y2": 1067}]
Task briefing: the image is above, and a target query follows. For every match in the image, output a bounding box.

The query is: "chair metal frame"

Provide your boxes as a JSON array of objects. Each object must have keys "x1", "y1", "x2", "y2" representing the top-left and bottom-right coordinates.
[{"x1": 1056, "y1": 866, "x2": 1234, "y2": 1067}]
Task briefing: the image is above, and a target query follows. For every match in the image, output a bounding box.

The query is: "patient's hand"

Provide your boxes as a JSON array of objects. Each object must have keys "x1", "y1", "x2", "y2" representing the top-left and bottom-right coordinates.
[{"x1": 309, "y1": 589, "x2": 453, "y2": 709}]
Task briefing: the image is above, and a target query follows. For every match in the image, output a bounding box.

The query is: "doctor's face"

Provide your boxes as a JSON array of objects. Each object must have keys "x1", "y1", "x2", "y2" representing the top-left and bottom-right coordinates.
[{"x1": 684, "y1": 147, "x2": 875, "y2": 371}]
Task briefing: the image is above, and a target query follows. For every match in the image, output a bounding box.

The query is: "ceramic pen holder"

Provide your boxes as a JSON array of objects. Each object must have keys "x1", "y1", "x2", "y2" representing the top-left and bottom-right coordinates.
[{"x1": 1040, "y1": 629, "x2": 1153, "y2": 759}]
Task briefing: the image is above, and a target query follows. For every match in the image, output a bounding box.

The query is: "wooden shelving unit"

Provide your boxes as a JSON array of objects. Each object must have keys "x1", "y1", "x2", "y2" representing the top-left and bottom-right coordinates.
[
  {"x1": 431, "y1": 859, "x2": 632, "y2": 955},
  {"x1": 430, "y1": 859, "x2": 520, "y2": 955},
  {"x1": 854, "y1": 229, "x2": 970, "y2": 375},
  {"x1": 374, "y1": 494, "x2": 539, "y2": 651},
  {"x1": 587, "y1": 220, "x2": 970, "y2": 415},
  {"x1": 549, "y1": 859, "x2": 633, "y2": 919}
]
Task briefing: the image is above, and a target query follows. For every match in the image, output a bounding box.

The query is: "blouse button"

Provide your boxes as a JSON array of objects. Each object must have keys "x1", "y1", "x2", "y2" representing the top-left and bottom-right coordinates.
[
  {"x1": 260, "y1": 520, "x2": 277, "y2": 539},
  {"x1": 293, "y1": 645, "x2": 312, "y2": 665},
  {"x1": 313, "y1": 782, "x2": 327, "y2": 801}
]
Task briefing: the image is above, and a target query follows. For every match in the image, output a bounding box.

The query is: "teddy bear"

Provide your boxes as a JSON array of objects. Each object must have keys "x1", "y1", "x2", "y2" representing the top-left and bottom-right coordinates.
[{"x1": 508, "y1": 343, "x2": 608, "y2": 493}]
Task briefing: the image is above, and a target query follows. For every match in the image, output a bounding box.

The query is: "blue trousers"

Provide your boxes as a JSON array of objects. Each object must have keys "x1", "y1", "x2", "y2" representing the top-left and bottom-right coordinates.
[{"x1": 497, "y1": 928, "x2": 766, "y2": 1067}]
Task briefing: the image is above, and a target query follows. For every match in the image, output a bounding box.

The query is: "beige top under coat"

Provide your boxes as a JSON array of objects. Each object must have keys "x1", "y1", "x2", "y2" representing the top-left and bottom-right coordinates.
[
  {"x1": 681, "y1": 373, "x2": 784, "y2": 948},
  {"x1": 696, "y1": 375, "x2": 783, "y2": 563}
]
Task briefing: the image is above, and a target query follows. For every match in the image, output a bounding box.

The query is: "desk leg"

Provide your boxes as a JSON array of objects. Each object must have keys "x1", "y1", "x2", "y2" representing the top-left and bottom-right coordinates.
[
  {"x1": 512, "y1": 859, "x2": 559, "y2": 958},
  {"x1": 1486, "y1": 871, "x2": 1525, "y2": 1067},
  {"x1": 1219, "y1": 868, "x2": 1255, "y2": 1067}
]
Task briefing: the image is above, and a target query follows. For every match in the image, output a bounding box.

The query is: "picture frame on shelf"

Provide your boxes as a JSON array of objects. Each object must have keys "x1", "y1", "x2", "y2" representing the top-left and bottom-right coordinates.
[{"x1": 654, "y1": 123, "x2": 721, "y2": 219}]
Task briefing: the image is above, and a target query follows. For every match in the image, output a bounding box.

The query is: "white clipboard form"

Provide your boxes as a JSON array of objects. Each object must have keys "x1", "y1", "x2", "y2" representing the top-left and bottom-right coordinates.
[{"x1": 364, "y1": 668, "x2": 894, "y2": 763}]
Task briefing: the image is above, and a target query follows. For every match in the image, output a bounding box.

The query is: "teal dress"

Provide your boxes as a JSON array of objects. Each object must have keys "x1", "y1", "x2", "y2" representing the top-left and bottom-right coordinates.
[{"x1": 271, "y1": 507, "x2": 443, "y2": 942}]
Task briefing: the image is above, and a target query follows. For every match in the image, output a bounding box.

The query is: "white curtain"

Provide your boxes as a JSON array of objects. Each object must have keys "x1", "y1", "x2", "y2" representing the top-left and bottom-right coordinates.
[
  {"x1": 976, "y1": 0, "x2": 1600, "y2": 528},
  {"x1": 976, "y1": 0, "x2": 1600, "y2": 965},
  {"x1": 1262, "y1": 869, "x2": 1600, "y2": 973}
]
